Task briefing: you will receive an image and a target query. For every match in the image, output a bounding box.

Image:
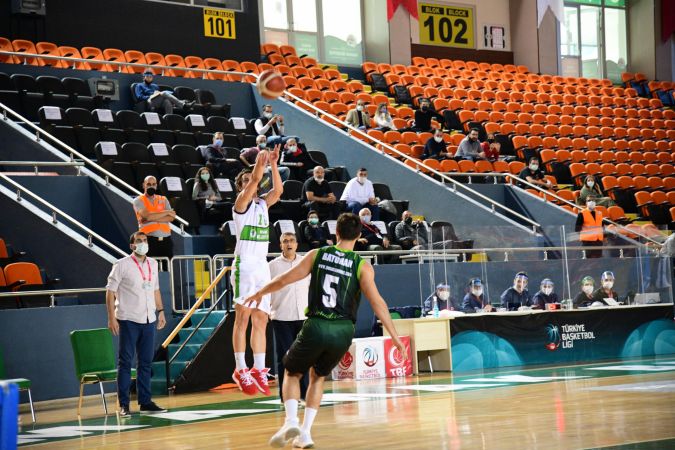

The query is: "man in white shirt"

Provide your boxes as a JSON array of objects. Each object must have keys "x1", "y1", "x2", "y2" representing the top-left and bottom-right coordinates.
[
  {"x1": 106, "y1": 231, "x2": 167, "y2": 418},
  {"x1": 268, "y1": 232, "x2": 310, "y2": 401},
  {"x1": 340, "y1": 167, "x2": 380, "y2": 220},
  {"x1": 254, "y1": 104, "x2": 292, "y2": 148}
]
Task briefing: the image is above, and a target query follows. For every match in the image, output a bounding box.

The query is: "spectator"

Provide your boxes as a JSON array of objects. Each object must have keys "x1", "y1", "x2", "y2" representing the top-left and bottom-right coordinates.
[
  {"x1": 394, "y1": 210, "x2": 428, "y2": 250},
  {"x1": 345, "y1": 99, "x2": 370, "y2": 130},
  {"x1": 373, "y1": 102, "x2": 396, "y2": 131},
  {"x1": 268, "y1": 232, "x2": 310, "y2": 401},
  {"x1": 355, "y1": 208, "x2": 401, "y2": 262},
  {"x1": 134, "y1": 70, "x2": 193, "y2": 114},
  {"x1": 303, "y1": 210, "x2": 333, "y2": 249},
  {"x1": 519, "y1": 157, "x2": 555, "y2": 189},
  {"x1": 254, "y1": 104, "x2": 292, "y2": 147},
  {"x1": 480, "y1": 134, "x2": 501, "y2": 162},
  {"x1": 340, "y1": 167, "x2": 379, "y2": 220},
  {"x1": 454, "y1": 128, "x2": 486, "y2": 160},
  {"x1": 575, "y1": 196, "x2": 604, "y2": 258},
  {"x1": 422, "y1": 283, "x2": 460, "y2": 315},
  {"x1": 592, "y1": 271, "x2": 619, "y2": 304},
  {"x1": 192, "y1": 167, "x2": 224, "y2": 222},
  {"x1": 577, "y1": 175, "x2": 615, "y2": 207},
  {"x1": 499, "y1": 271, "x2": 532, "y2": 310},
  {"x1": 462, "y1": 278, "x2": 493, "y2": 313},
  {"x1": 531, "y1": 278, "x2": 559, "y2": 310},
  {"x1": 206, "y1": 132, "x2": 245, "y2": 179},
  {"x1": 422, "y1": 129, "x2": 450, "y2": 160},
  {"x1": 573, "y1": 276, "x2": 596, "y2": 307},
  {"x1": 133, "y1": 176, "x2": 176, "y2": 260},
  {"x1": 302, "y1": 166, "x2": 339, "y2": 220},
  {"x1": 280, "y1": 138, "x2": 317, "y2": 181},
  {"x1": 240, "y1": 135, "x2": 290, "y2": 181},
  {"x1": 410, "y1": 98, "x2": 444, "y2": 133}
]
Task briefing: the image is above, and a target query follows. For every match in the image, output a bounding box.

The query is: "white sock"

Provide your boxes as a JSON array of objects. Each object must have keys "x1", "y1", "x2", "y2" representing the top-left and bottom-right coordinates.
[
  {"x1": 253, "y1": 353, "x2": 266, "y2": 370},
  {"x1": 301, "y1": 407, "x2": 317, "y2": 433},
  {"x1": 284, "y1": 399, "x2": 299, "y2": 424},
  {"x1": 234, "y1": 352, "x2": 247, "y2": 371}
]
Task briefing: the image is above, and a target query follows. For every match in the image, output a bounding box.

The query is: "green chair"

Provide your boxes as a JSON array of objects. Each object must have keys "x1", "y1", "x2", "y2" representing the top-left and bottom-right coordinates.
[
  {"x1": 69, "y1": 328, "x2": 136, "y2": 416},
  {"x1": 0, "y1": 346, "x2": 35, "y2": 422},
  {"x1": 389, "y1": 311, "x2": 403, "y2": 320}
]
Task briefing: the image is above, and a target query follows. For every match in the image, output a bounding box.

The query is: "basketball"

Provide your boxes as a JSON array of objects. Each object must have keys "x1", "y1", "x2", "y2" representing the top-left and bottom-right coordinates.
[{"x1": 257, "y1": 69, "x2": 286, "y2": 99}]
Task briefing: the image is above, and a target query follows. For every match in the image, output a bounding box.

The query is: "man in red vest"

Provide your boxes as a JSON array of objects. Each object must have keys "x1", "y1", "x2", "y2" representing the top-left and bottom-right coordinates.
[
  {"x1": 133, "y1": 176, "x2": 176, "y2": 260},
  {"x1": 575, "y1": 197, "x2": 604, "y2": 258}
]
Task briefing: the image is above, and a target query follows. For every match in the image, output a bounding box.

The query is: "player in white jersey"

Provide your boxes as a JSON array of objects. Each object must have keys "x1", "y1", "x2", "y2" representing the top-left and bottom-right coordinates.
[{"x1": 231, "y1": 146, "x2": 283, "y2": 396}]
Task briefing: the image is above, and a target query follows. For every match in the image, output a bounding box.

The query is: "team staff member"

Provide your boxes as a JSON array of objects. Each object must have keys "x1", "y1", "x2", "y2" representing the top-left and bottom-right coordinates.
[
  {"x1": 575, "y1": 197, "x2": 604, "y2": 259},
  {"x1": 462, "y1": 278, "x2": 493, "y2": 313},
  {"x1": 592, "y1": 271, "x2": 619, "y2": 304},
  {"x1": 133, "y1": 176, "x2": 176, "y2": 260},
  {"x1": 499, "y1": 271, "x2": 532, "y2": 311},
  {"x1": 532, "y1": 278, "x2": 559, "y2": 309},
  {"x1": 106, "y1": 231, "x2": 167, "y2": 417},
  {"x1": 268, "y1": 232, "x2": 310, "y2": 401}
]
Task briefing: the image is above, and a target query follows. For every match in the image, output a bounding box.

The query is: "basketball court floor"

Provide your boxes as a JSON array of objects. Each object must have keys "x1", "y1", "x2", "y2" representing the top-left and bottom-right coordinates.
[{"x1": 16, "y1": 356, "x2": 675, "y2": 449}]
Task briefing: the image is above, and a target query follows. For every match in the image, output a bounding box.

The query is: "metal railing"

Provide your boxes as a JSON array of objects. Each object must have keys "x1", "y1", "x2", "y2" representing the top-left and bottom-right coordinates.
[
  {"x1": 0, "y1": 287, "x2": 107, "y2": 307},
  {"x1": 169, "y1": 255, "x2": 214, "y2": 313},
  {"x1": 0, "y1": 160, "x2": 85, "y2": 175},
  {"x1": 0, "y1": 172, "x2": 128, "y2": 257}
]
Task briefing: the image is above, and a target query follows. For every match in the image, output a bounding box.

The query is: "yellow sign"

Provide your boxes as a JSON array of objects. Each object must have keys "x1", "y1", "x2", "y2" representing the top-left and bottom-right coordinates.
[
  {"x1": 203, "y1": 8, "x2": 236, "y2": 39},
  {"x1": 418, "y1": 3, "x2": 474, "y2": 49}
]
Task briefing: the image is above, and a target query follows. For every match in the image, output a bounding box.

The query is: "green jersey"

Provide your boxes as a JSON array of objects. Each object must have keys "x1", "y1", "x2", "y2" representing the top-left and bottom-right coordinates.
[{"x1": 308, "y1": 245, "x2": 365, "y2": 322}]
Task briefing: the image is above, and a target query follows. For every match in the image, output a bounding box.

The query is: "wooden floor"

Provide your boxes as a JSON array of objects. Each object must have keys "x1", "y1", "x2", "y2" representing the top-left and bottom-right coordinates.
[{"x1": 16, "y1": 359, "x2": 675, "y2": 449}]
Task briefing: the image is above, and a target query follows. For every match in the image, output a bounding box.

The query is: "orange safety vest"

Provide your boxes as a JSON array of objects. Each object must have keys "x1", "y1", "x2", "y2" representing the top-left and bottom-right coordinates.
[
  {"x1": 136, "y1": 194, "x2": 171, "y2": 235},
  {"x1": 580, "y1": 209, "x2": 603, "y2": 242}
]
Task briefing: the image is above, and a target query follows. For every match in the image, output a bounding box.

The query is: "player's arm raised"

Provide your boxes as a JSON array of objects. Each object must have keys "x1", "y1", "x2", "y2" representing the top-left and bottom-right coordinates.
[
  {"x1": 262, "y1": 144, "x2": 283, "y2": 207},
  {"x1": 234, "y1": 150, "x2": 268, "y2": 213},
  {"x1": 244, "y1": 249, "x2": 318, "y2": 307},
  {"x1": 359, "y1": 262, "x2": 407, "y2": 359}
]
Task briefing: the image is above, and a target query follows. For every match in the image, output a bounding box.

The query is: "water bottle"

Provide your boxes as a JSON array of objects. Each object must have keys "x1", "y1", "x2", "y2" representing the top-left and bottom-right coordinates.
[{"x1": 432, "y1": 296, "x2": 439, "y2": 318}]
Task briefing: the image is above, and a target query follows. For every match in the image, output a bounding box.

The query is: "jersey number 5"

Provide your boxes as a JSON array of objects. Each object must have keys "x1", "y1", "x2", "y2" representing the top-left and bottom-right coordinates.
[{"x1": 321, "y1": 274, "x2": 339, "y2": 308}]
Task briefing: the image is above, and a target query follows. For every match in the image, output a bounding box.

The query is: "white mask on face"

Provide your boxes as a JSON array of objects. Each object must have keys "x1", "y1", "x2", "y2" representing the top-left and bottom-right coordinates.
[
  {"x1": 263, "y1": 112, "x2": 273, "y2": 119},
  {"x1": 287, "y1": 145, "x2": 297, "y2": 153},
  {"x1": 530, "y1": 164, "x2": 539, "y2": 171},
  {"x1": 602, "y1": 281, "x2": 614, "y2": 289},
  {"x1": 357, "y1": 175, "x2": 367, "y2": 184},
  {"x1": 134, "y1": 242, "x2": 149, "y2": 256},
  {"x1": 438, "y1": 290, "x2": 450, "y2": 301},
  {"x1": 472, "y1": 288, "x2": 483, "y2": 297},
  {"x1": 362, "y1": 215, "x2": 371, "y2": 224},
  {"x1": 434, "y1": 136, "x2": 443, "y2": 143},
  {"x1": 587, "y1": 201, "x2": 596, "y2": 210},
  {"x1": 542, "y1": 287, "x2": 553, "y2": 296},
  {"x1": 587, "y1": 181, "x2": 595, "y2": 187},
  {"x1": 356, "y1": 105, "x2": 364, "y2": 112},
  {"x1": 582, "y1": 285, "x2": 594, "y2": 295}
]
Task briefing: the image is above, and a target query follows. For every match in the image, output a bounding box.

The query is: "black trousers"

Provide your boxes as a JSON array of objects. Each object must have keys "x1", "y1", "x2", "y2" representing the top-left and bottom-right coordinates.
[
  {"x1": 582, "y1": 240, "x2": 603, "y2": 259},
  {"x1": 146, "y1": 235, "x2": 174, "y2": 261},
  {"x1": 272, "y1": 319, "x2": 308, "y2": 401}
]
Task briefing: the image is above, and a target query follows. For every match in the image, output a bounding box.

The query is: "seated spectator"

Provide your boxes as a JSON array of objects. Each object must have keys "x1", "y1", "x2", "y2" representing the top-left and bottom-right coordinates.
[
  {"x1": 134, "y1": 70, "x2": 193, "y2": 114},
  {"x1": 454, "y1": 128, "x2": 486, "y2": 160},
  {"x1": 592, "y1": 271, "x2": 619, "y2": 304},
  {"x1": 280, "y1": 138, "x2": 317, "y2": 181},
  {"x1": 394, "y1": 210, "x2": 428, "y2": 250},
  {"x1": 422, "y1": 283, "x2": 460, "y2": 315},
  {"x1": 345, "y1": 99, "x2": 370, "y2": 130},
  {"x1": 302, "y1": 166, "x2": 339, "y2": 220},
  {"x1": 341, "y1": 167, "x2": 379, "y2": 220},
  {"x1": 192, "y1": 166, "x2": 226, "y2": 222},
  {"x1": 303, "y1": 210, "x2": 334, "y2": 249},
  {"x1": 480, "y1": 134, "x2": 501, "y2": 162},
  {"x1": 531, "y1": 278, "x2": 559, "y2": 309},
  {"x1": 355, "y1": 208, "x2": 401, "y2": 262},
  {"x1": 519, "y1": 157, "x2": 555, "y2": 189},
  {"x1": 499, "y1": 271, "x2": 532, "y2": 310},
  {"x1": 422, "y1": 129, "x2": 450, "y2": 160},
  {"x1": 462, "y1": 278, "x2": 493, "y2": 313},
  {"x1": 206, "y1": 132, "x2": 245, "y2": 179},
  {"x1": 254, "y1": 104, "x2": 296, "y2": 147},
  {"x1": 410, "y1": 98, "x2": 444, "y2": 133},
  {"x1": 574, "y1": 276, "x2": 597, "y2": 307},
  {"x1": 373, "y1": 102, "x2": 396, "y2": 131},
  {"x1": 577, "y1": 175, "x2": 615, "y2": 207},
  {"x1": 240, "y1": 135, "x2": 290, "y2": 181}
]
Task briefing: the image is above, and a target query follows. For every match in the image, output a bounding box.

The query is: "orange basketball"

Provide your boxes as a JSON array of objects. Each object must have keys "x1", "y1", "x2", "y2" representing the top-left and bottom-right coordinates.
[{"x1": 257, "y1": 69, "x2": 286, "y2": 99}]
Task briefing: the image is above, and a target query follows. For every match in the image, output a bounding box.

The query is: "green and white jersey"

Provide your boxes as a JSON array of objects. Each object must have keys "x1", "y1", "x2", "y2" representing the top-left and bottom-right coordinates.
[
  {"x1": 308, "y1": 245, "x2": 365, "y2": 322},
  {"x1": 233, "y1": 198, "x2": 269, "y2": 261}
]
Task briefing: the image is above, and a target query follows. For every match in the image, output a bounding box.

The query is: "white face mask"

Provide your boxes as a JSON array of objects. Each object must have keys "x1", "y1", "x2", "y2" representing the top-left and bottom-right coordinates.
[
  {"x1": 263, "y1": 112, "x2": 273, "y2": 119},
  {"x1": 362, "y1": 215, "x2": 371, "y2": 224},
  {"x1": 134, "y1": 242, "x2": 149, "y2": 256},
  {"x1": 587, "y1": 181, "x2": 595, "y2": 187},
  {"x1": 587, "y1": 201, "x2": 596, "y2": 210},
  {"x1": 258, "y1": 141, "x2": 267, "y2": 149},
  {"x1": 356, "y1": 105, "x2": 364, "y2": 112},
  {"x1": 358, "y1": 175, "x2": 367, "y2": 184},
  {"x1": 542, "y1": 287, "x2": 553, "y2": 295},
  {"x1": 287, "y1": 145, "x2": 297, "y2": 153},
  {"x1": 314, "y1": 177, "x2": 324, "y2": 183},
  {"x1": 438, "y1": 290, "x2": 450, "y2": 301},
  {"x1": 529, "y1": 164, "x2": 539, "y2": 171},
  {"x1": 472, "y1": 288, "x2": 483, "y2": 297},
  {"x1": 434, "y1": 136, "x2": 443, "y2": 143},
  {"x1": 602, "y1": 281, "x2": 614, "y2": 289},
  {"x1": 582, "y1": 285, "x2": 594, "y2": 295}
]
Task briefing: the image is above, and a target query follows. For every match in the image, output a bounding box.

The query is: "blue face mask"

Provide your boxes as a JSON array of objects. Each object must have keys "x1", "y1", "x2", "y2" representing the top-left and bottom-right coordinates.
[{"x1": 214, "y1": 139, "x2": 223, "y2": 147}]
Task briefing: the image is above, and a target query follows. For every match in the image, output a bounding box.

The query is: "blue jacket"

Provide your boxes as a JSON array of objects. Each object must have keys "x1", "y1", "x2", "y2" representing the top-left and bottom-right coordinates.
[
  {"x1": 134, "y1": 82, "x2": 159, "y2": 101},
  {"x1": 462, "y1": 293, "x2": 488, "y2": 313},
  {"x1": 532, "y1": 291, "x2": 559, "y2": 309},
  {"x1": 499, "y1": 287, "x2": 532, "y2": 311}
]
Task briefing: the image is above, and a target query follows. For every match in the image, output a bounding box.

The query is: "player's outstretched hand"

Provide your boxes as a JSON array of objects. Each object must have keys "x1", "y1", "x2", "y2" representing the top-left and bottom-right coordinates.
[
  {"x1": 243, "y1": 292, "x2": 262, "y2": 309},
  {"x1": 393, "y1": 336, "x2": 408, "y2": 361},
  {"x1": 256, "y1": 150, "x2": 269, "y2": 166},
  {"x1": 269, "y1": 144, "x2": 280, "y2": 164}
]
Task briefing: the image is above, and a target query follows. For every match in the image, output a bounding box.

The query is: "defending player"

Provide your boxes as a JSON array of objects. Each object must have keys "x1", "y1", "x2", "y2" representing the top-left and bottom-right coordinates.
[
  {"x1": 231, "y1": 145, "x2": 283, "y2": 395},
  {"x1": 245, "y1": 213, "x2": 406, "y2": 448}
]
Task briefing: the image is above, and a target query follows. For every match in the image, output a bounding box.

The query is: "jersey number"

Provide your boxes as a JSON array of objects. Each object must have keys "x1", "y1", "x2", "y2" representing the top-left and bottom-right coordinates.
[{"x1": 321, "y1": 275, "x2": 339, "y2": 308}]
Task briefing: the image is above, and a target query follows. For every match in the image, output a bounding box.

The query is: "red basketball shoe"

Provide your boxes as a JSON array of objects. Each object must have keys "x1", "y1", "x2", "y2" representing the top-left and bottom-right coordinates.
[
  {"x1": 233, "y1": 368, "x2": 258, "y2": 396},
  {"x1": 250, "y1": 367, "x2": 272, "y2": 395}
]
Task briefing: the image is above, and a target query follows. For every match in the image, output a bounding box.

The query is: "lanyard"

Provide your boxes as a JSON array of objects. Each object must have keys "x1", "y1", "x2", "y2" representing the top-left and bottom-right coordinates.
[{"x1": 131, "y1": 255, "x2": 151, "y2": 283}]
